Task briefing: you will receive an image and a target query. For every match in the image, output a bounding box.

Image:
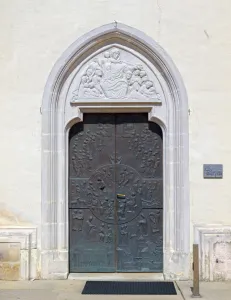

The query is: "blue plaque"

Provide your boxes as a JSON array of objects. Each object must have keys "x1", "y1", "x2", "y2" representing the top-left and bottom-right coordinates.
[{"x1": 203, "y1": 164, "x2": 223, "y2": 179}]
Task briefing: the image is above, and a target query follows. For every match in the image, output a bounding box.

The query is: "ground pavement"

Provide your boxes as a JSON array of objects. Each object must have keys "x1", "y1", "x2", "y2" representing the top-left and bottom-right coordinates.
[{"x1": 0, "y1": 280, "x2": 230, "y2": 300}]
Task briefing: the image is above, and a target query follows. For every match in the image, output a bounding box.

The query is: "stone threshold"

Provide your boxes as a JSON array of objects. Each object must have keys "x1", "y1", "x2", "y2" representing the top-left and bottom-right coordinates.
[{"x1": 68, "y1": 273, "x2": 164, "y2": 281}]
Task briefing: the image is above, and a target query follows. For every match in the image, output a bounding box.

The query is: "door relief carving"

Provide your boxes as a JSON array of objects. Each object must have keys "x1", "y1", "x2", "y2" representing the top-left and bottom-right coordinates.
[{"x1": 69, "y1": 113, "x2": 163, "y2": 272}]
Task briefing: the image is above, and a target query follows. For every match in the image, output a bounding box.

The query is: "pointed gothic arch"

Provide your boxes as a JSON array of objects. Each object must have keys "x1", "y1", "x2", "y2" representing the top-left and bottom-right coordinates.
[{"x1": 41, "y1": 23, "x2": 189, "y2": 279}]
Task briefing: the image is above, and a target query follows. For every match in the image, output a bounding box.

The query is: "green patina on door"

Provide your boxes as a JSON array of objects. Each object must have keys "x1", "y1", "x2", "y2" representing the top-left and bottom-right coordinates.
[{"x1": 69, "y1": 113, "x2": 163, "y2": 272}]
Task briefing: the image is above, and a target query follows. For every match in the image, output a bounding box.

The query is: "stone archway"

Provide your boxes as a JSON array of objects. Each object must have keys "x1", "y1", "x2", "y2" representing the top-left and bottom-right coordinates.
[{"x1": 41, "y1": 23, "x2": 189, "y2": 280}]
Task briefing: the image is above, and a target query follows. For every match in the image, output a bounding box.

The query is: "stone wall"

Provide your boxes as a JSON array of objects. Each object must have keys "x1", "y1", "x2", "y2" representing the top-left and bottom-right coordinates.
[{"x1": 0, "y1": 0, "x2": 231, "y2": 279}]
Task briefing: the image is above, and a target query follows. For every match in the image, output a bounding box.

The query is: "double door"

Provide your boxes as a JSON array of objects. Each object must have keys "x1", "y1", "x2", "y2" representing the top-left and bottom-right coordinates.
[{"x1": 69, "y1": 113, "x2": 163, "y2": 272}]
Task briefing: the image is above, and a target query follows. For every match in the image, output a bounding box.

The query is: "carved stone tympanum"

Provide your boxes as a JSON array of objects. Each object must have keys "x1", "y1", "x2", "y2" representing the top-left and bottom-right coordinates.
[{"x1": 71, "y1": 47, "x2": 161, "y2": 101}]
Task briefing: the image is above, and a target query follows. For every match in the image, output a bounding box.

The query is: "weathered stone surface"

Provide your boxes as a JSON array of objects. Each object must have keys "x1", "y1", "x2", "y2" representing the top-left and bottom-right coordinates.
[
  {"x1": 0, "y1": 242, "x2": 20, "y2": 280},
  {"x1": 0, "y1": 243, "x2": 20, "y2": 262},
  {"x1": 0, "y1": 228, "x2": 37, "y2": 280},
  {"x1": 194, "y1": 225, "x2": 231, "y2": 281},
  {"x1": 0, "y1": 262, "x2": 20, "y2": 280}
]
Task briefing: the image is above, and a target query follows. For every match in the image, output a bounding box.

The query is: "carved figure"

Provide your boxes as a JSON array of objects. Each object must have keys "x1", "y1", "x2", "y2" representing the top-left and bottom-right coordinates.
[
  {"x1": 154, "y1": 236, "x2": 163, "y2": 260},
  {"x1": 97, "y1": 122, "x2": 111, "y2": 137},
  {"x1": 117, "y1": 198, "x2": 127, "y2": 220},
  {"x1": 106, "y1": 225, "x2": 113, "y2": 243},
  {"x1": 120, "y1": 224, "x2": 129, "y2": 243},
  {"x1": 122, "y1": 123, "x2": 136, "y2": 137},
  {"x1": 72, "y1": 155, "x2": 84, "y2": 176},
  {"x1": 137, "y1": 214, "x2": 148, "y2": 239},
  {"x1": 72, "y1": 210, "x2": 84, "y2": 231},
  {"x1": 99, "y1": 223, "x2": 106, "y2": 242},
  {"x1": 87, "y1": 181, "x2": 98, "y2": 206},
  {"x1": 149, "y1": 210, "x2": 161, "y2": 233},
  {"x1": 86, "y1": 216, "x2": 96, "y2": 233},
  {"x1": 76, "y1": 61, "x2": 104, "y2": 98},
  {"x1": 96, "y1": 138, "x2": 104, "y2": 152},
  {"x1": 100, "y1": 196, "x2": 113, "y2": 220},
  {"x1": 139, "y1": 80, "x2": 156, "y2": 97},
  {"x1": 117, "y1": 247, "x2": 131, "y2": 256},
  {"x1": 106, "y1": 199, "x2": 114, "y2": 220},
  {"x1": 141, "y1": 181, "x2": 160, "y2": 207},
  {"x1": 127, "y1": 190, "x2": 137, "y2": 213},
  {"x1": 96, "y1": 177, "x2": 106, "y2": 191},
  {"x1": 70, "y1": 181, "x2": 87, "y2": 206},
  {"x1": 109, "y1": 152, "x2": 122, "y2": 164},
  {"x1": 118, "y1": 167, "x2": 130, "y2": 187},
  {"x1": 128, "y1": 68, "x2": 142, "y2": 93},
  {"x1": 101, "y1": 48, "x2": 129, "y2": 98}
]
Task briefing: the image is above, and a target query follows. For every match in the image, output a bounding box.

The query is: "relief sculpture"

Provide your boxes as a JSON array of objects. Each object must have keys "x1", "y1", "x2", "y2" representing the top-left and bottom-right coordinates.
[
  {"x1": 141, "y1": 180, "x2": 162, "y2": 208},
  {"x1": 71, "y1": 133, "x2": 94, "y2": 176},
  {"x1": 69, "y1": 114, "x2": 163, "y2": 272},
  {"x1": 71, "y1": 47, "x2": 161, "y2": 101},
  {"x1": 85, "y1": 164, "x2": 143, "y2": 224},
  {"x1": 128, "y1": 128, "x2": 162, "y2": 177},
  {"x1": 149, "y1": 210, "x2": 161, "y2": 233},
  {"x1": 72, "y1": 210, "x2": 84, "y2": 231},
  {"x1": 99, "y1": 223, "x2": 113, "y2": 244},
  {"x1": 70, "y1": 116, "x2": 113, "y2": 178},
  {"x1": 70, "y1": 180, "x2": 87, "y2": 206},
  {"x1": 86, "y1": 216, "x2": 96, "y2": 233},
  {"x1": 137, "y1": 214, "x2": 148, "y2": 239},
  {"x1": 109, "y1": 152, "x2": 122, "y2": 164}
]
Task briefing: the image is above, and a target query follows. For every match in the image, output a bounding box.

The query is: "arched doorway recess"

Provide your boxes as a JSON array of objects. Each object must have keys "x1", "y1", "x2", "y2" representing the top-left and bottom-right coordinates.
[{"x1": 41, "y1": 23, "x2": 189, "y2": 280}]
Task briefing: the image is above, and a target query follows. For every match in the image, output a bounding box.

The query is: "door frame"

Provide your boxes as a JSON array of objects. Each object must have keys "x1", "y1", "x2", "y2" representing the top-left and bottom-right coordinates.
[{"x1": 41, "y1": 23, "x2": 190, "y2": 280}]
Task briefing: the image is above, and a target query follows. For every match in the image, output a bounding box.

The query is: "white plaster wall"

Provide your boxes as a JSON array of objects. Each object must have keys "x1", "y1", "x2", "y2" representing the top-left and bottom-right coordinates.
[{"x1": 0, "y1": 0, "x2": 231, "y2": 274}]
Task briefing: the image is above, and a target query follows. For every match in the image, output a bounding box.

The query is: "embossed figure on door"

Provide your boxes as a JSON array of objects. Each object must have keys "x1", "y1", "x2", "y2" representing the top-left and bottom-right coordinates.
[{"x1": 69, "y1": 114, "x2": 163, "y2": 272}]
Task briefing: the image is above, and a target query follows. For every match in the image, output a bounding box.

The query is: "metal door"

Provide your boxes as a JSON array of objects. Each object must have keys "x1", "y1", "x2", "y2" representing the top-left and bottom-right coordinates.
[{"x1": 69, "y1": 113, "x2": 163, "y2": 273}]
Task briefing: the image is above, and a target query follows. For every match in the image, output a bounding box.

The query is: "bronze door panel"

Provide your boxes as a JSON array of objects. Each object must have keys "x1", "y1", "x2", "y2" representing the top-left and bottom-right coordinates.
[
  {"x1": 69, "y1": 114, "x2": 116, "y2": 272},
  {"x1": 115, "y1": 114, "x2": 163, "y2": 272},
  {"x1": 69, "y1": 113, "x2": 163, "y2": 272}
]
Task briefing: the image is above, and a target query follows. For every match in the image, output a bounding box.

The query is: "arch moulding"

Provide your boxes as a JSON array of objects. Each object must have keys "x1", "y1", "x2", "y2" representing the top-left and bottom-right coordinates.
[{"x1": 41, "y1": 23, "x2": 190, "y2": 280}]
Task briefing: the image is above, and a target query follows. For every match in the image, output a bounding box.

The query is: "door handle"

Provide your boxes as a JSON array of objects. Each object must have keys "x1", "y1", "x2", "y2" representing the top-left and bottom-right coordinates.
[{"x1": 117, "y1": 194, "x2": 126, "y2": 199}]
